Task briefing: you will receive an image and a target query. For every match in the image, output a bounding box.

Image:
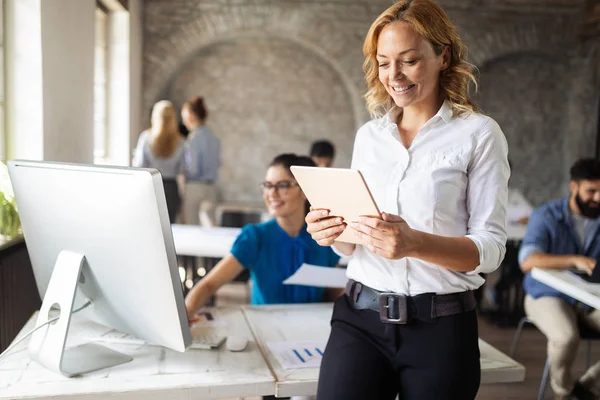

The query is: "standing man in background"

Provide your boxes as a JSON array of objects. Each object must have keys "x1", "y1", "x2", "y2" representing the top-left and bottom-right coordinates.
[{"x1": 309, "y1": 139, "x2": 335, "y2": 168}]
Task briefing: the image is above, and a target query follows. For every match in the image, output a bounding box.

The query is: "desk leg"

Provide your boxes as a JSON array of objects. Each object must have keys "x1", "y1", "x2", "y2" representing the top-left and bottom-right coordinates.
[{"x1": 178, "y1": 255, "x2": 197, "y2": 296}]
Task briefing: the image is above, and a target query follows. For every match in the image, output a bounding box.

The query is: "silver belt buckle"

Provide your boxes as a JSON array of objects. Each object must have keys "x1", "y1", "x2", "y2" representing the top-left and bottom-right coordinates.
[{"x1": 379, "y1": 293, "x2": 408, "y2": 324}]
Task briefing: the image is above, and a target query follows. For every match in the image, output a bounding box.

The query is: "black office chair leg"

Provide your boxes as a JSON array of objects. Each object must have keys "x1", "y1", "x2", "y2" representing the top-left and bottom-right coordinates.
[{"x1": 586, "y1": 340, "x2": 591, "y2": 369}]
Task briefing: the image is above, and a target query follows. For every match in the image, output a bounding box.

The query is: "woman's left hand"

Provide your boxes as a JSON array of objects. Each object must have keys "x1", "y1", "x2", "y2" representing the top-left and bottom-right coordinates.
[{"x1": 350, "y1": 212, "x2": 420, "y2": 259}]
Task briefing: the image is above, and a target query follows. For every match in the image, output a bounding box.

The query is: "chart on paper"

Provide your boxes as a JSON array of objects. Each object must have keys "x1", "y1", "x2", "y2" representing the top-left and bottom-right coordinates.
[{"x1": 266, "y1": 340, "x2": 327, "y2": 369}]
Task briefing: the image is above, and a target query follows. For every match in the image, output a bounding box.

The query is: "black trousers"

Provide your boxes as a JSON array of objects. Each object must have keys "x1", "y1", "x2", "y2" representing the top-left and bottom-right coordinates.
[
  {"x1": 162, "y1": 179, "x2": 180, "y2": 223},
  {"x1": 317, "y1": 294, "x2": 480, "y2": 400}
]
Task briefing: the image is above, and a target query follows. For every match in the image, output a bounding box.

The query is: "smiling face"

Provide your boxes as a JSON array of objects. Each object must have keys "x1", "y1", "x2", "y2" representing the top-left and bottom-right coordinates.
[
  {"x1": 262, "y1": 165, "x2": 306, "y2": 218},
  {"x1": 376, "y1": 22, "x2": 449, "y2": 111}
]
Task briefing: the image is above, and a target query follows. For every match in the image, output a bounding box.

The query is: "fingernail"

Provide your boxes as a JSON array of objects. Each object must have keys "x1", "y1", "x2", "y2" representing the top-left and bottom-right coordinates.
[
  {"x1": 350, "y1": 222, "x2": 358, "y2": 227},
  {"x1": 321, "y1": 210, "x2": 328, "y2": 216},
  {"x1": 358, "y1": 217, "x2": 365, "y2": 223},
  {"x1": 335, "y1": 218, "x2": 342, "y2": 224}
]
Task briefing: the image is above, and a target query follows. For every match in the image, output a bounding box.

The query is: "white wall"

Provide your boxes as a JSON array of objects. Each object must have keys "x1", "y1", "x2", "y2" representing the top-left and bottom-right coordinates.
[
  {"x1": 6, "y1": 0, "x2": 95, "y2": 163},
  {"x1": 41, "y1": 0, "x2": 95, "y2": 163},
  {"x1": 5, "y1": 0, "x2": 43, "y2": 160},
  {"x1": 6, "y1": 0, "x2": 142, "y2": 166}
]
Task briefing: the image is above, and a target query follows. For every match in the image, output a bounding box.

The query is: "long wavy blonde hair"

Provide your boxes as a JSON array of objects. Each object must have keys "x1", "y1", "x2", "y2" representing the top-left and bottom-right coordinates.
[
  {"x1": 363, "y1": 0, "x2": 480, "y2": 118},
  {"x1": 150, "y1": 100, "x2": 182, "y2": 158}
]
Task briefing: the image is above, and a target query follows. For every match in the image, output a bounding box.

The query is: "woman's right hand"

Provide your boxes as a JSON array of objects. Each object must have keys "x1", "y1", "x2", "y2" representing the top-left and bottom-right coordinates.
[
  {"x1": 306, "y1": 208, "x2": 347, "y2": 246},
  {"x1": 572, "y1": 255, "x2": 596, "y2": 276},
  {"x1": 186, "y1": 305, "x2": 196, "y2": 323}
]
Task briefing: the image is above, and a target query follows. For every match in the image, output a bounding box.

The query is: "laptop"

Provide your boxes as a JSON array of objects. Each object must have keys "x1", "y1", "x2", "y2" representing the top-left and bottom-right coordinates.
[{"x1": 570, "y1": 258, "x2": 600, "y2": 283}]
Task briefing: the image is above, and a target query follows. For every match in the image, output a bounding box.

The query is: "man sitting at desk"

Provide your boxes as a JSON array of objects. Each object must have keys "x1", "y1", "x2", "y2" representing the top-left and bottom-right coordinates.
[{"x1": 520, "y1": 158, "x2": 600, "y2": 400}]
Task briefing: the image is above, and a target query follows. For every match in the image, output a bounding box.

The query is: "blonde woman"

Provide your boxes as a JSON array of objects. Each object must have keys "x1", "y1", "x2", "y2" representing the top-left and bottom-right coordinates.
[
  {"x1": 133, "y1": 100, "x2": 185, "y2": 222},
  {"x1": 305, "y1": 1, "x2": 509, "y2": 398}
]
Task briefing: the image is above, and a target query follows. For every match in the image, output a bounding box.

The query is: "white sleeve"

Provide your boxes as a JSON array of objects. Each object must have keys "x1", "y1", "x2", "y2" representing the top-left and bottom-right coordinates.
[{"x1": 465, "y1": 118, "x2": 510, "y2": 275}]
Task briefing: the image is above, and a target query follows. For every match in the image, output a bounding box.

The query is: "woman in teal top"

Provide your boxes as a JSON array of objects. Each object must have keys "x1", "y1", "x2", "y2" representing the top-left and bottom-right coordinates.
[{"x1": 185, "y1": 153, "x2": 340, "y2": 317}]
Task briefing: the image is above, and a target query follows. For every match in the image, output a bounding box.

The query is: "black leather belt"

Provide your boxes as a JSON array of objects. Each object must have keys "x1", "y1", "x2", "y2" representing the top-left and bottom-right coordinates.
[{"x1": 345, "y1": 279, "x2": 476, "y2": 324}]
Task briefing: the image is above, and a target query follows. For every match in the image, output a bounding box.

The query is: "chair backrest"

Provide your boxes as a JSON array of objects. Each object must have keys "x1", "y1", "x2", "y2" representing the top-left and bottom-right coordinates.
[{"x1": 579, "y1": 322, "x2": 600, "y2": 340}]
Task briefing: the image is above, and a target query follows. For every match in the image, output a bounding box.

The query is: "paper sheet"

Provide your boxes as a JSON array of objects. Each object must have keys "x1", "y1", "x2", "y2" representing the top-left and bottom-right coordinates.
[
  {"x1": 283, "y1": 264, "x2": 348, "y2": 289},
  {"x1": 267, "y1": 340, "x2": 327, "y2": 369}
]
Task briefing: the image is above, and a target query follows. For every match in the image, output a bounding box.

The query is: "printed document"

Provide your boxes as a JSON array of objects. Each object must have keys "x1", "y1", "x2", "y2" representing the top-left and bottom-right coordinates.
[{"x1": 283, "y1": 263, "x2": 348, "y2": 288}]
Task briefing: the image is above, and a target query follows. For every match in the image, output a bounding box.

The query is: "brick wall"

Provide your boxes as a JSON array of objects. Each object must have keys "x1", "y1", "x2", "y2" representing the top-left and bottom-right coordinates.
[{"x1": 143, "y1": 0, "x2": 599, "y2": 206}]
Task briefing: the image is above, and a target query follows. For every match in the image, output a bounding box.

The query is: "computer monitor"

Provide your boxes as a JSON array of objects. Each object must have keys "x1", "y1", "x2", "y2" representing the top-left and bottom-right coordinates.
[{"x1": 7, "y1": 160, "x2": 191, "y2": 377}]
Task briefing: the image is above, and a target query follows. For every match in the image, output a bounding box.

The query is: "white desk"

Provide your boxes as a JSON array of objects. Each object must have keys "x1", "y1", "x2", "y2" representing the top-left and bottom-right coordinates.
[
  {"x1": 507, "y1": 222, "x2": 527, "y2": 242},
  {"x1": 531, "y1": 268, "x2": 600, "y2": 309},
  {"x1": 0, "y1": 307, "x2": 275, "y2": 400},
  {"x1": 171, "y1": 224, "x2": 241, "y2": 259},
  {"x1": 171, "y1": 224, "x2": 351, "y2": 265},
  {"x1": 243, "y1": 303, "x2": 525, "y2": 397}
]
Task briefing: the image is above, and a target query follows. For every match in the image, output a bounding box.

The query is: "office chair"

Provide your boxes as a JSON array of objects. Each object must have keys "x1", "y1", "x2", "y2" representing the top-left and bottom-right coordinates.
[{"x1": 510, "y1": 316, "x2": 600, "y2": 400}]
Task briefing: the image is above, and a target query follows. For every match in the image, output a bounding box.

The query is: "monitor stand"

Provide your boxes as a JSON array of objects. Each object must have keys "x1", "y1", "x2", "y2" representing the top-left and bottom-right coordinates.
[{"x1": 28, "y1": 250, "x2": 133, "y2": 377}]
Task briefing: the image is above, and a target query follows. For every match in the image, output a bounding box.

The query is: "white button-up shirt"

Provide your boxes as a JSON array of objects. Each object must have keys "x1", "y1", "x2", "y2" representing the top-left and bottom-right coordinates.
[{"x1": 346, "y1": 100, "x2": 509, "y2": 295}]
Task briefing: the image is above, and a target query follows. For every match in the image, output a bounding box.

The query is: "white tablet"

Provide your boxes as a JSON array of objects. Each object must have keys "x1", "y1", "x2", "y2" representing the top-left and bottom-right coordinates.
[{"x1": 290, "y1": 166, "x2": 381, "y2": 244}]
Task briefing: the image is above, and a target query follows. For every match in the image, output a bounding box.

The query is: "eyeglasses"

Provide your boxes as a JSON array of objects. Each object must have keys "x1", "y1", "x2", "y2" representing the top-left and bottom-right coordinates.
[{"x1": 259, "y1": 180, "x2": 299, "y2": 194}]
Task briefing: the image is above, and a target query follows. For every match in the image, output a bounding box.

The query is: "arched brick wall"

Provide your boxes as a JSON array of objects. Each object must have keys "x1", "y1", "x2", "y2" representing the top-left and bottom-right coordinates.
[{"x1": 142, "y1": 0, "x2": 598, "y2": 205}]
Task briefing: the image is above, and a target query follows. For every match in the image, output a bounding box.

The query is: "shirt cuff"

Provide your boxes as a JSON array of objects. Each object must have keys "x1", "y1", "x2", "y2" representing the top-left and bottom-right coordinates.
[
  {"x1": 465, "y1": 235, "x2": 506, "y2": 275},
  {"x1": 518, "y1": 244, "x2": 544, "y2": 266},
  {"x1": 331, "y1": 243, "x2": 350, "y2": 258}
]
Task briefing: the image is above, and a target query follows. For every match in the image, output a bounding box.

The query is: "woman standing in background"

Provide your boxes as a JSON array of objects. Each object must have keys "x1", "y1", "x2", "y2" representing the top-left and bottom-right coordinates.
[
  {"x1": 181, "y1": 96, "x2": 221, "y2": 226},
  {"x1": 133, "y1": 100, "x2": 185, "y2": 223}
]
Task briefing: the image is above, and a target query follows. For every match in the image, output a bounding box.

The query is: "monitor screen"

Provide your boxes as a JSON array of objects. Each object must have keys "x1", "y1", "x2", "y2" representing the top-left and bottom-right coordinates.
[{"x1": 8, "y1": 160, "x2": 191, "y2": 375}]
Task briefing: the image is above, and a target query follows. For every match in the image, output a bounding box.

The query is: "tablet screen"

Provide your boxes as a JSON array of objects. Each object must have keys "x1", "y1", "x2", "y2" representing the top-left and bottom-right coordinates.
[{"x1": 290, "y1": 166, "x2": 381, "y2": 244}]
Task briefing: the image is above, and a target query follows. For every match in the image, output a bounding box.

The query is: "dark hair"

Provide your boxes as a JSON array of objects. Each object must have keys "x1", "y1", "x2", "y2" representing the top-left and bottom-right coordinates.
[
  {"x1": 570, "y1": 158, "x2": 600, "y2": 182},
  {"x1": 269, "y1": 153, "x2": 316, "y2": 215},
  {"x1": 269, "y1": 153, "x2": 316, "y2": 172},
  {"x1": 183, "y1": 96, "x2": 208, "y2": 120},
  {"x1": 309, "y1": 140, "x2": 335, "y2": 158}
]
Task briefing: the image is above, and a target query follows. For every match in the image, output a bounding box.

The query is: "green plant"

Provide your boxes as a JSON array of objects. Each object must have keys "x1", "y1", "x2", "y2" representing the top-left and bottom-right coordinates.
[{"x1": 0, "y1": 162, "x2": 21, "y2": 239}]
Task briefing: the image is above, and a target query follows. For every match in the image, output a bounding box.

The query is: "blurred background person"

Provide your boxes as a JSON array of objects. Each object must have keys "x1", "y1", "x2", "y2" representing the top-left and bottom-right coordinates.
[
  {"x1": 309, "y1": 139, "x2": 335, "y2": 168},
  {"x1": 133, "y1": 100, "x2": 185, "y2": 223},
  {"x1": 182, "y1": 96, "x2": 221, "y2": 226},
  {"x1": 519, "y1": 158, "x2": 600, "y2": 400}
]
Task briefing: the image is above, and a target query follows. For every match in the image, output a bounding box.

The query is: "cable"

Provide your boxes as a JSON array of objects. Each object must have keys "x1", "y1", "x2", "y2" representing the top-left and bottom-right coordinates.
[{"x1": 0, "y1": 300, "x2": 92, "y2": 361}]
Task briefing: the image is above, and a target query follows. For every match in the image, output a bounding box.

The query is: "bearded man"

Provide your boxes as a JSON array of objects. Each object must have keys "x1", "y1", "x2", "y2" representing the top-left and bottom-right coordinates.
[{"x1": 520, "y1": 158, "x2": 600, "y2": 400}]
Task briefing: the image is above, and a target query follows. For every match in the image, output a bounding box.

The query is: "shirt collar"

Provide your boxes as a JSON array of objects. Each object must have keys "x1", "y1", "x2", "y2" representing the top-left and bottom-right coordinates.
[{"x1": 377, "y1": 99, "x2": 454, "y2": 131}]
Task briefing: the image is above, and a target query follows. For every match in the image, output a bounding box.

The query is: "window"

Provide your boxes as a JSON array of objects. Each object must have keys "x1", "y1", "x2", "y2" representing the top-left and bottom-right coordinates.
[{"x1": 93, "y1": 7, "x2": 108, "y2": 163}]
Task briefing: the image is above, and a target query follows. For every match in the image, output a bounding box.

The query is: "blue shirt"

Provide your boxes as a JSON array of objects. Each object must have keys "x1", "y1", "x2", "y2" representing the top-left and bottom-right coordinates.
[
  {"x1": 519, "y1": 197, "x2": 600, "y2": 304},
  {"x1": 132, "y1": 130, "x2": 185, "y2": 179},
  {"x1": 230, "y1": 219, "x2": 341, "y2": 305},
  {"x1": 184, "y1": 126, "x2": 220, "y2": 183}
]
